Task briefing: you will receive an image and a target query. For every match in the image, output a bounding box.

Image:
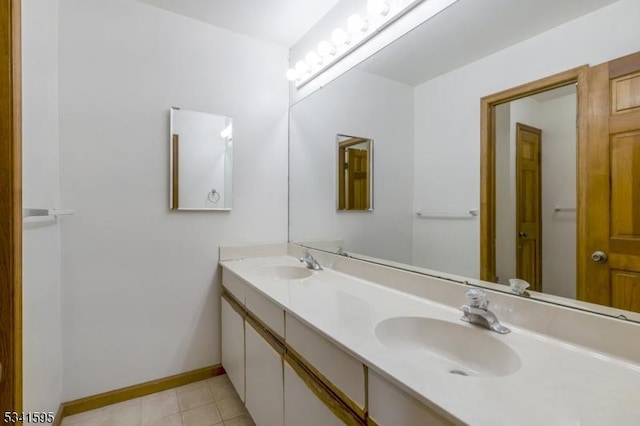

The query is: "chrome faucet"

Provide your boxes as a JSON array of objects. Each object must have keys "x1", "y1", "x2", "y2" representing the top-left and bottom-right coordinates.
[
  {"x1": 299, "y1": 250, "x2": 323, "y2": 271},
  {"x1": 459, "y1": 288, "x2": 510, "y2": 334}
]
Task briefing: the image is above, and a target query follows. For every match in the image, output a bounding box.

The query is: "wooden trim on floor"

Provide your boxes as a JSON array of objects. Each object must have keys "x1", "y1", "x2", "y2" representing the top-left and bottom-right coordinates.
[
  {"x1": 58, "y1": 364, "x2": 225, "y2": 418},
  {"x1": 52, "y1": 404, "x2": 64, "y2": 426}
]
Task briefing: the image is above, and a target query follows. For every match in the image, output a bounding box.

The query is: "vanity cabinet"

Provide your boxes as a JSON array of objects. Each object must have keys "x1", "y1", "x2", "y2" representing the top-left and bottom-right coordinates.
[
  {"x1": 368, "y1": 370, "x2": 454, "y2": 426},
  {"x1": 221, "y1": 266, "x2": 455, "y2": 426},
  {"x1": 221, "y1": 297, "x2": 245, "y2": 402},
  {"x1": 245, "y1": 324, "x2": 284, "y2": 426},
  {"x1": 285, "y1": 313, "x2": 366, "y2": 413},
  {"x1": 283, "y1": 361, "x2": 343, "y2": 426}
]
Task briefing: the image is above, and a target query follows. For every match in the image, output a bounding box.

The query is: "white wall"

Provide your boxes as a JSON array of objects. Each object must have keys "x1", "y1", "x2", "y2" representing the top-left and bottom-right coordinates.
[
  {"x1": 412, "y1": 0, "x2": 640, "y2": 278},
  {"x1": 22, "y1": 0, "x2": 64, "y2": 419},
  {"x1": 494, "y1": 102, "x2": 514, "y2": 284},
  {"x1": 290, "y1": 69, "x2": 414, "y2": 263},
  {"x1": 540, "y1": 94, "x2": 577, "y2": 298},
  {"x1": 58, "y1": 0, "x2": 288, "y2": 400},
  {"x1": 493, "y1": 93, "x2": 576, "y2": 296}
]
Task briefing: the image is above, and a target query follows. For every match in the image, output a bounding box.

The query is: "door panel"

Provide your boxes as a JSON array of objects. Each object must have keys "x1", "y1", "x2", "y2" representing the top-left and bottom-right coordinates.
[
  {"x1": 347, "y1": 148, "x2": 369, "y2": 210},
  {"x1": 583, "y1": 51, "x2": 640, "y2": 313},
  {"x1": 516, "y1": 124, "x2": 542, "y2": 291},
  {"x1": 610, "y1": 132, "x2": 640, "y2": 241},
  {"x1": 611, "y1": 71, "x2": 640, "y2": 113},
  {"x1": 611, "y1": 271, "x2": 640, "y2": 312}
]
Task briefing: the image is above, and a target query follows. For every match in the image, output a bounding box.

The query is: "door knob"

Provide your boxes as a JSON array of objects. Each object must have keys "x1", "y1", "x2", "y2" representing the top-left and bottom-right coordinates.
[
  {"x1": 591, "y1": 251, "x2": 608, "y2": 263},
  {"x1": 518, "y1": 232, "x2": 528, "y2": 238}
]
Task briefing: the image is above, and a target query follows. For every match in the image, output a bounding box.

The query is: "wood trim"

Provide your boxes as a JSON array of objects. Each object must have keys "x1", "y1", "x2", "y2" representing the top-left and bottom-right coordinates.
[
  {"x1": 367, "y1": 417, "x2": 381, "y2": 426},
  {"x1": 286, "y1": 344, "x2": 365, "y2": 419},
  {"x1": 575, "y1": 66, "x2": 592, "y2": 303},
  {"x1": 339, "y1": 137, "x2": 370, "y2": 149},
  {"x1": 245, "y1": 313, "x2": 285, "y2": 355},
  {"x1": 0, "y1": 0, "x2": 22, "y2": 414},
  {"x1": 52, "y1": 405, "x2": 64, "y2": 426},
  {"x1": 284, "y1": 352, "x2": 365, "y2": 426},
  {"x1": 221, "y1": 288, "x2": 245, "y2": 317},
  {"x1": 482, "y1": 66, "x2": 587, "y2": 105},
  {"x1": 609, "y1": 51, "x2": 640, "y2": 79},
  {"x1": 480, "y1": 65, "x2": 588, "y2": 282},
  {"x1": 59, "y1": 364, "x2": 225, "y2": 417},
  {"x1": 171, "y1": 134, "x2": 179, "y2": 209}
]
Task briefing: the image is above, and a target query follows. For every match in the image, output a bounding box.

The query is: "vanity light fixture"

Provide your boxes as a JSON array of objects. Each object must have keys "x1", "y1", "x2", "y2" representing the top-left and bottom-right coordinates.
[
  {"x1": 347, "y1": 14, "x2": 369, "y2": 33},
  {"x1": 305, "y1": 51, "x2": 322, "y2": 66},
  {"x1": 295, "y1": 60, "x2": 310, "y2": 76},
  {"x1": 287, "y1": 0, "x2": 459, "y2": 86},
  {"x1": 286, "y1": 68, "x2": 299, "y2": 81},
  {"x1": 331, "y1": 28, "x2": 351, "y2": 46},
  {"x1": 317, "y1": 40, "x2": 337, "y2": 58},
  {"x1": 220, "y1": 123, "x2": 233, "y2": 139},
  {"x1": 367, "y1": 0, "x2": 390, "y2": 16}
]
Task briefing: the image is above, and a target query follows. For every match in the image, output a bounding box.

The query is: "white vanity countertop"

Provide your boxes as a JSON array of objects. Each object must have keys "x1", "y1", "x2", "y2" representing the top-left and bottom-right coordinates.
[{"x1": 221, "y1": 255, "x2": 640, "y2": 426}]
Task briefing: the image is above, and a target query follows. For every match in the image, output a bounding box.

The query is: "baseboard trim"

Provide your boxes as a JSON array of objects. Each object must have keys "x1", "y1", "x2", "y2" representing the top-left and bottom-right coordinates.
[
  {"x1": 56, "y1": 364, "x2": 225, "y2": 421},
  {"x1": 52, "y1": 404, "x2": 64, "y2": 426}
]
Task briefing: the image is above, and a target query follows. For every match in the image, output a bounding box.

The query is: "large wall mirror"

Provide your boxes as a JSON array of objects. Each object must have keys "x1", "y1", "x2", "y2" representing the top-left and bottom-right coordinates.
[
  {"x1": 289, "y1": 0, "x2": 640, "y2": 321},
  {"x1": 170, "y1": 107, "x2": 233, "y2": 210}
]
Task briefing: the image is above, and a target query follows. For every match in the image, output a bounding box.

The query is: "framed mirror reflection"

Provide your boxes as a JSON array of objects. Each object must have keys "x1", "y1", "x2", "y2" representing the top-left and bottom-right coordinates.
[
  {"x1": 337, "y1": 135, "x2": 373, "y2": 211},
  {"x1": 170, "y1": 107, "x2": 233, "y2": 211}
]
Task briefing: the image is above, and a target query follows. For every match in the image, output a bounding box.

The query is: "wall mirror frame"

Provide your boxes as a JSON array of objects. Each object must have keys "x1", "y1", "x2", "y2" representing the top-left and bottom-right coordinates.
[{"x1": 169, "y1": 106, "x2": 233, "y2": 211}]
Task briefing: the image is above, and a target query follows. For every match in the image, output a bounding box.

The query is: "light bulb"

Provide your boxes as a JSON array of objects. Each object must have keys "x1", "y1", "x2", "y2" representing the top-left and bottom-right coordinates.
[
  {"x1": 286, "y1": 68, "x2": 298, "y2": 81},
  {"x1": 367, "y1": 0, "x2": 390, "y2": 16},
  {"x1": 317, "y1": 40, "x2": 336, "y2": 57},
  {"x1": 295, "y1": 60, "x2": 309, "y2": 76},
  {"x1": 305, "y1": 51, "x2": 321, "y2": 66},
  {"x1": 331, "y1": 28, "x2": 350, "y2": 46},
  {"x1": 347, "y1": 14, "x2": 368, "y2": 33},
  {"x1": 220, "y1": 123, "x2": 232, "y2": 139}
]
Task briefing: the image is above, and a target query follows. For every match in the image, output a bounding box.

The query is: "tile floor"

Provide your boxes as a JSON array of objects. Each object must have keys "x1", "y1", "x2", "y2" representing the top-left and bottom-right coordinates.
[{"x1": 61, "y1": 375, "x2": 255, "y2": 426}]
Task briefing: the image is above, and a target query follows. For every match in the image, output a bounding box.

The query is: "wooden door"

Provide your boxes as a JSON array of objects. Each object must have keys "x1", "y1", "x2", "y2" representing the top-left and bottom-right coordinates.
[
  {"x1": 347, "y1": 148, "x2": 369, "y2": 210},
  {"x1": 516, "y1": 124, "x2": 542, "y2": 292},
  {"x1": 0, "y1": 0, "x2": 22, "y2": 414},
  {"x1": 582, "y1": 52, "x2": 640, "y2": 312}
]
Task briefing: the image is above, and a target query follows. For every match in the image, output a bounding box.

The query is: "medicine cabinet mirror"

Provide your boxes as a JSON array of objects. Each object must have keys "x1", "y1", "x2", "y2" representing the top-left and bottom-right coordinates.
[
  {"x1": 169, "y1": 107, "x2": 233, "y2": 211},
  {"x1": 337, "y1": 135, "x2": 373, "y2": 211}
]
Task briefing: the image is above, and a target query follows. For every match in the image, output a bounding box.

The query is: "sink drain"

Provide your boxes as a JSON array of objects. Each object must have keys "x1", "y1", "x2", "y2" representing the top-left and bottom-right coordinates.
[{"x1": 449, "y1": 369, "x2": 469, "y2": 376}]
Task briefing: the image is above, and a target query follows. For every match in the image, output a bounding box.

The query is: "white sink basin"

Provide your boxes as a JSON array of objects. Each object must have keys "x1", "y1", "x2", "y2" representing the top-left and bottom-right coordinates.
[
  {"x1": 254, "y1": 265, "x2": 314, "y2": 280},
  {"x1": 375, "y1": 316, "x2": 521, "y2": 377}
]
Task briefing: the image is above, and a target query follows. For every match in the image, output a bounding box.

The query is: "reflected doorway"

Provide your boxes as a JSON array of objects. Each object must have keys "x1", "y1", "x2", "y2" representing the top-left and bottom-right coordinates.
[
  {"x1": 494, "y1": 86, "x2": 576, "y2": 297},
  {"x1": 482, "y1": 70, "x2": 582, "y2": 300}
]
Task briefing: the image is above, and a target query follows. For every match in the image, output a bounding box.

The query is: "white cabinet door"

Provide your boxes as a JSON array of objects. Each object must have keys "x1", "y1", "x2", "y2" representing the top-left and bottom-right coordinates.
[
  {"x1": 221, "y1": 297, "x2": 245, "y2": 402},
  {"x1": 368, "y1": 370, "x2": 454, "y2": 426},
  {"x1": 283, "y1": 361, "x2": 343, "y2": 426},
  {"x1": 245, "y1": 325, "x2": 284, "y2": 426}
]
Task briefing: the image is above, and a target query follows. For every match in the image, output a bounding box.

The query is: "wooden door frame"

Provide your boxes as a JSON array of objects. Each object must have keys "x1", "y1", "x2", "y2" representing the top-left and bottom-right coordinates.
[
  {"x1": 0, "y1": 0, "x2": 22, "y2": 413},
  {"x1": 480, "y1": 66, "x2": 588, "y2": 290}
]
